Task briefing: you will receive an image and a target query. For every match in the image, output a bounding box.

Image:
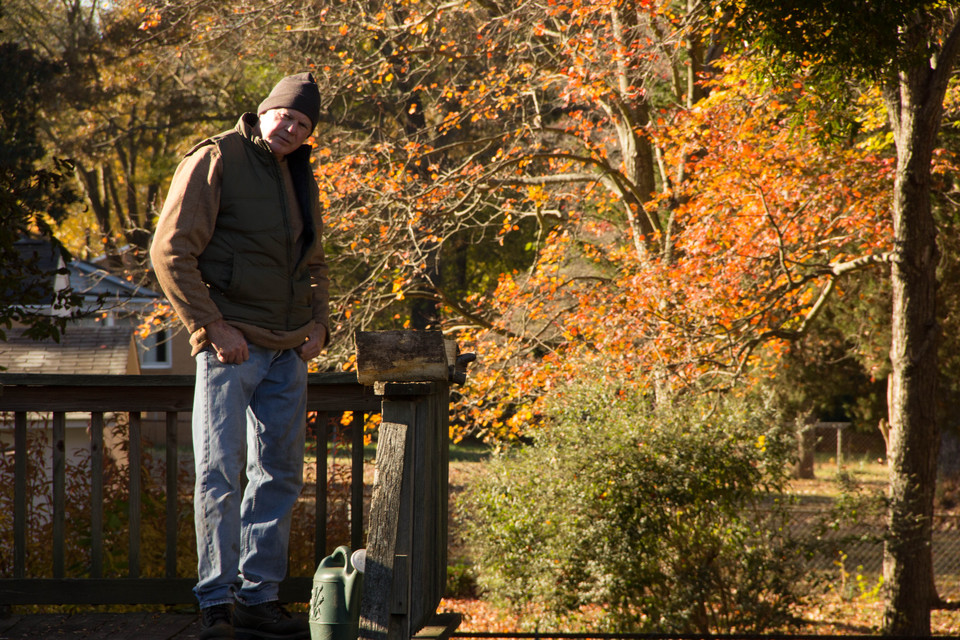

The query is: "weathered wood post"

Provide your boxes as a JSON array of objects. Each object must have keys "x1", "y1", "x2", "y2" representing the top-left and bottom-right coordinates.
[{"x1": 355, "y1": 331, "x2": 473, "y2": 640}]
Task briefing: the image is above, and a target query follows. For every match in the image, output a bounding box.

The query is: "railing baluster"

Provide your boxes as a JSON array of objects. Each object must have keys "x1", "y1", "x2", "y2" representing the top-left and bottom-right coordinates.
[
  {"x1": 128, "y1": 411, "x2": 142, "y2": 579},
  {"x1": 165, "y1": 411, "x2": 179, "y2": 578},
  {"x1": 52, "y1": 411, "x2": 66, "y2": 579},
  {"x1": 352, "y1": 411, "x2": 365, "y2": 552},
  {"x1": 315, "y1": 411, "x2": 328, "y2": 565},
  {"x1": 90, "y1": 412, "x2": 105, "y2": 578},
  {"x1": 14, "y1": 411, "x2": 27, "y2": 579}
]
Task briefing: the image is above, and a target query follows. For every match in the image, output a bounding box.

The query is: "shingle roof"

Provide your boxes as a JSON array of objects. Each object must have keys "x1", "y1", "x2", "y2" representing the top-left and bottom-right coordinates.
[
  {"x1": 0, "y1": 325, "x2": 138, "y2": 375},
  {"x1": 70, "y1": 260, "x2": 161, "y2": 303}
]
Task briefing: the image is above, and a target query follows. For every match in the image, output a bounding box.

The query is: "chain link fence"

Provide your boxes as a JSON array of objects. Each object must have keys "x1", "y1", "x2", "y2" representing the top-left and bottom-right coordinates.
[{"x1": 795, "y1": 424, "x2": 960, "y2": 601}]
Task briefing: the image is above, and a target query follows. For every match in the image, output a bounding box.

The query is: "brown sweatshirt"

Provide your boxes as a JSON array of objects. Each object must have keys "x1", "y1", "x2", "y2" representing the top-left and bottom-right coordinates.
[{"x1": 151, "y1": 125, "x2": 330, "y2": 356}]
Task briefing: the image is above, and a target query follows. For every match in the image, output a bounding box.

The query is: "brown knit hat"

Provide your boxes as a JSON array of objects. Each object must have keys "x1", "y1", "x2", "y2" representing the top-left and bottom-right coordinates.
[{"x1": 257, "y1": 72, "x2": 321, "y2": 130}]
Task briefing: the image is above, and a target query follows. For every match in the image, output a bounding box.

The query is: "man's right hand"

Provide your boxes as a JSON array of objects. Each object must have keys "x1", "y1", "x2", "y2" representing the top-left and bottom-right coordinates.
[{"x1": 205, "y1": 318, "x2": 249, "y2": 364}]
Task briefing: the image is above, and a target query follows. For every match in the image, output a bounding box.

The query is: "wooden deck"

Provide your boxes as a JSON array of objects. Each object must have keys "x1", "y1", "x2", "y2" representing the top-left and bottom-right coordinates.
[
  {"x1": 0, "y1": 612, "x2": 464, "y2": 640},
  {"x1": 1, "y1": 352, "x2": 467, "y2": 640},
  {"x1": 0, "y1": 612, "x2": 211, "y2": 639}
]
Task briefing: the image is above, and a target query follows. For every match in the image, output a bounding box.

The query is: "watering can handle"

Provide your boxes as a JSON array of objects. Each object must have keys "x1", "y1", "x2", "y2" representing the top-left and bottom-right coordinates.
[{"x1": 318, "y1": 545, "x2": 352, "y2": 569}]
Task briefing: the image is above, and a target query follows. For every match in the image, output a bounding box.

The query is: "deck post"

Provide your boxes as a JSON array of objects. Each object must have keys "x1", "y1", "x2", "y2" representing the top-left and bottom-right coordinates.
[{"x1": 355, "y1": 331, "x2": 468, "y2": 640}]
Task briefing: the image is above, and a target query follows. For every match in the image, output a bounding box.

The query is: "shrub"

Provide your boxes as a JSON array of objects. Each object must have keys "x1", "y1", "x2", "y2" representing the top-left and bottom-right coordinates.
[{"x1": 460, "y1": 381, "x2": 805, "y2": 633}]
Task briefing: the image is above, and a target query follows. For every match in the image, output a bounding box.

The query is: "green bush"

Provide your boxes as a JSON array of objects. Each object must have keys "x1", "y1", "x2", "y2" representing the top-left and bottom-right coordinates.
[{"x1": 460, "y1": 382, "x2": 805, "y2": 633}]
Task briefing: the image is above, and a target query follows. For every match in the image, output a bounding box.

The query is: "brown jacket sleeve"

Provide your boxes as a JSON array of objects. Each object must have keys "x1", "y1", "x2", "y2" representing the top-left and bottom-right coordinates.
[{"x1": 150, "y1": 145, "x2": 224, "y2": 335}]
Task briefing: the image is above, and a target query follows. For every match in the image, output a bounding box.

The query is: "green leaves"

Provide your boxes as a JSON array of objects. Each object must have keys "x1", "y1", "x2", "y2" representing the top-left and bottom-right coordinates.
[
  {"x1": 721, "y1": 0, "x2": 949, "y2": 80},
  {"x1": 460, "y1": 380, "x2": 803, "y2": 633}
]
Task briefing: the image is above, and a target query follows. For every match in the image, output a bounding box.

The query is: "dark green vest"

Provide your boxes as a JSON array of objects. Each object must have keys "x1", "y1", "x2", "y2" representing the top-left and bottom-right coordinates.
[{"x1": 195, "y1": 127, "x2": 317, "y2": 331}]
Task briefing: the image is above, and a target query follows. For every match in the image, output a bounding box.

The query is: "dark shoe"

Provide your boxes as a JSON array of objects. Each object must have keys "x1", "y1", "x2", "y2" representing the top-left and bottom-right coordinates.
[
  {"x1": 234, "y1": 600, "x2": 309, "y2": 640},
  {"x1": 200, "y1": 603, "x2": 235, "y2": 639}
]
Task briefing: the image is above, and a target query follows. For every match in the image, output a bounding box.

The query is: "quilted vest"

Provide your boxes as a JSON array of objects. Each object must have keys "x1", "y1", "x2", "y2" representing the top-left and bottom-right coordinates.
[{"x1": 195, "y1": 127, "x2": 317, "y2": 331}]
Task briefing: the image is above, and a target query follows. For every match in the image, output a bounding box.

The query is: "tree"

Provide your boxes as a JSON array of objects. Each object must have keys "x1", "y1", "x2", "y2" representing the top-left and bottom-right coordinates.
[
  {"x1": 0, "y1": 31, "x2": 82, "y2": 341},
  {"x1": 303, "y1": 0, "x2": 730, "y2": 431},
  {"x1": 1, "y1": 0, "x2": 277, "y2": 261},
  {"x1": 722, "y1": 1, "x2": 960, "y2": 634},
  {"x1": 139, "y1": 0, "x2": 718, "y2": 371}
]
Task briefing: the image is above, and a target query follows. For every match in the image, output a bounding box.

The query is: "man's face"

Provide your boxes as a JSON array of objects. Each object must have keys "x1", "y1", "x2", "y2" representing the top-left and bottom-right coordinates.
[{"x1": 258, "y1": 108, "x2": 313, "y2": 158}]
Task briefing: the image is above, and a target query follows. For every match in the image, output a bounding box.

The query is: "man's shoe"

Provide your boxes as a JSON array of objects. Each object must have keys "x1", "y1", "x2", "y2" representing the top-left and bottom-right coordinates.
[
  {"x1": 234, "y1": 600, "x2": 309, "y2": 640},
  {"x1": 200, "y1": 603, "x2": 235, "y2": 639}
]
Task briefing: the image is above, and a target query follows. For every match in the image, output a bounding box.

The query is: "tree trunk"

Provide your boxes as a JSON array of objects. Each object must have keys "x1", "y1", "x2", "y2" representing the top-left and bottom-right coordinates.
[
  {"x1": 793, "y1": 421, "x2": 816, "y2": 480},
  {"x1": 881, "y1": 63, "x2": 944, "y2": 637}
]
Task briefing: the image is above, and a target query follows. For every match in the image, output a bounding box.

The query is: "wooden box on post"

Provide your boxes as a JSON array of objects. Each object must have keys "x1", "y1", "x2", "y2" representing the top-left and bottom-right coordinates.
[
  {"x1": 355, "y1": 330, "x2": 453, "y2": 386},
  {"x1": 354, "y1": 331, "x2": 462, "y2": 640}
]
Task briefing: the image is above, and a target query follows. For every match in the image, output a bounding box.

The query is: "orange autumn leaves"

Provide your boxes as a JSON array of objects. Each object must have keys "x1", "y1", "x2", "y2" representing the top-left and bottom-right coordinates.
[
  {"x1": 456, "y1": 57, "x2": 893, "y2": 441},
  {"x1": 300, "y1": 0, "x2": 894, "y2": 441}
]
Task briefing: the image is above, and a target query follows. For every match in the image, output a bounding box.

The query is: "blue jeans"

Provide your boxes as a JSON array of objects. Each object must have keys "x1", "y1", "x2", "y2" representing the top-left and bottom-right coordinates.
[{"x1": 192, "y1": 344, "x2": 307, "y2": 608}]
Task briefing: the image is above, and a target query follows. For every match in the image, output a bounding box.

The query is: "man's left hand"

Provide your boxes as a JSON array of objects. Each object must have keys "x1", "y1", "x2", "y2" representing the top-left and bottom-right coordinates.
[{"x1": 296, "y1": 324, "x2": 327, "y2": 362}]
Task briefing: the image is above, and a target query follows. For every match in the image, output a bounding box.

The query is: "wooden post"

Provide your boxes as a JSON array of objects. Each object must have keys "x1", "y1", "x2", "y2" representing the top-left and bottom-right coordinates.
[
  {"x1": 355, "y1": 331, "x2": 465, "y2": 640},
  {"x1": 360, "y1": 420, "x2": 409, "y2": 640},
  {"x1": 358, "y1": 382, "x2": 450, "y2": 640}
]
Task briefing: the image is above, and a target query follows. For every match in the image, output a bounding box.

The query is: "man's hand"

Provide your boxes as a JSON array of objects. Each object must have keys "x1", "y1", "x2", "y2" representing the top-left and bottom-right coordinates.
[
  {"x1": 295, "y1": 324, "x2": 327, "y2": 362},
  {"x1": 205, "y1": 318, "x2": 249, "y2": 364}
]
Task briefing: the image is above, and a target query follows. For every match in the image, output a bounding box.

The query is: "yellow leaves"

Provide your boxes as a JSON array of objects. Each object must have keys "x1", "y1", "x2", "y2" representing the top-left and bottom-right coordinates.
[
  {"x1": 341, "y1": 354, "x2": 357, "y2": 373},
  {"x1": 525, "y1": 185, "x2": 549, "y2": 208},
  {"x1": 755, "y1": 435, "x2": 767, "y2": 453},
  {"x1": 392, "y1": 276, "x2": 408, "y2": 300},
  {"x1": 138, "y1": 8, "x2": 162, "y2": 30}
]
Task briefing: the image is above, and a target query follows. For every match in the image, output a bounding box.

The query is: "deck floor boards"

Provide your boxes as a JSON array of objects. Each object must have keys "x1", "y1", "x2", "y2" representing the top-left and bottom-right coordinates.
[{"x1": 0, "y1": 613, "x2": 204, "y2": 639}]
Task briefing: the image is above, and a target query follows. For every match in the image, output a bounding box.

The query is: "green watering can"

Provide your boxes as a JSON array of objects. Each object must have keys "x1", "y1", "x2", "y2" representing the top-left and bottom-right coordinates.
[{"x1": 309, "y1": 546, "x2": 363, "y2": 640}]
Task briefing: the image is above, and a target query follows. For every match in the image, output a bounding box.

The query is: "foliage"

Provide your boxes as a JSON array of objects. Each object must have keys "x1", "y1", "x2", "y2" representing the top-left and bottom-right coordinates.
[
  {"x1": 721, "y1": 0, "x2": 949, "y2": 81},
  {"x1": 2, "y1": 0, "x2": 282, "y2": 266},
  {"x1": 0, "y1": 33, "x2": 82, "y2": 341},
  {"x1": 719, "y1": 2, "x2": 960, "y2": 634},
  {"x1": 457, "y1": 53, "x2": 893, "y2": 441},
  {"x1": 459, "y1": 379, "x2": 805, "y2": 634},
  {"x1": 4, "y1": 0, "x2": 904, "y2": 443}
]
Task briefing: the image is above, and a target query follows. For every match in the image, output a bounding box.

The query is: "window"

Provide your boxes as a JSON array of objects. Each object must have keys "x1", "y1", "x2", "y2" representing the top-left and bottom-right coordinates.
[{"x1": 140, "y1": 328, "x2": 172, "y2": 369}]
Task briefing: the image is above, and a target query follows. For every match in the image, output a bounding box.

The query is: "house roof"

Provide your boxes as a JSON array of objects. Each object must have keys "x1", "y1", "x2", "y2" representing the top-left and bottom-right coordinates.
[
  {"x1": 0, "y1": 325, "x2": 140, "y2": 375},
  {"x1": 7, "y1": 238, "x2": 163, "y2": 324},
  {"x1": 70, "y1": 259, "x2": 161, "y2": 304}
]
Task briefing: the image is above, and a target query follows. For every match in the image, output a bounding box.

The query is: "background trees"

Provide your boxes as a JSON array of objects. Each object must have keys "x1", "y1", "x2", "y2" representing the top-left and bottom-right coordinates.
[
  {"x1": 721, "y1": 2, "x2": 960, "y2": 633},
  {"x1": 2, "y1": 0, "x2": 279, "y2": 267},
  {"x1": 0, "y1": 27, "x2": 82, "y2": 340}
]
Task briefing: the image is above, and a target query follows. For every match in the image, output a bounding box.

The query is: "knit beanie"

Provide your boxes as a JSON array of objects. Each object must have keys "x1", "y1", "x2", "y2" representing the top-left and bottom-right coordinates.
[{"x1": 257, "y1": 72, "x2": 321, "y2": 130}]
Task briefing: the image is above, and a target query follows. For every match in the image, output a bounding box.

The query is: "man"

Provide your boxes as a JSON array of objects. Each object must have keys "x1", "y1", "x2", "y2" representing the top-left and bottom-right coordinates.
[{"x1": 150, "y1": 73, "x2": 330, "y2": 640}]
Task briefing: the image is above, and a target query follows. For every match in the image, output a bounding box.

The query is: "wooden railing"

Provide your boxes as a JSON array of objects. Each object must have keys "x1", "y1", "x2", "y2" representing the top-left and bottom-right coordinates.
[{"x1": 0, "y1": 372, "x2": 386, "y2": 606}]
